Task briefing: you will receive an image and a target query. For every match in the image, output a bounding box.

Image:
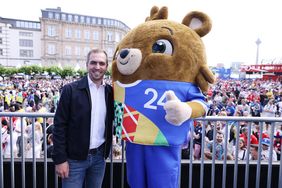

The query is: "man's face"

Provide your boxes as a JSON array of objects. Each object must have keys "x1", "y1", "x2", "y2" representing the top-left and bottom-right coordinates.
[
  {"x1": 250, "y1": 146, "x2": 258, "y2": 159},
  {"x1": 216, "y1": 134, "x2": 223, "y2": 143},
  {"x1": 87, "y1": 52, "x2": 108, "y2": 84}
]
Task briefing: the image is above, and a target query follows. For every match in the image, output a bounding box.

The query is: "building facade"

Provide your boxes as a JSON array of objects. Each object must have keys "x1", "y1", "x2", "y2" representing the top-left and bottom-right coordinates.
[
  {"x1": 0, "y1": 7, "x2": 130, "y2": 69},
  {"x1": 0, "y1": 17, "x2": 41, "y2": 67},
  {"x1": 40, "y1": 7, "x2": 130, "y2": 69}
]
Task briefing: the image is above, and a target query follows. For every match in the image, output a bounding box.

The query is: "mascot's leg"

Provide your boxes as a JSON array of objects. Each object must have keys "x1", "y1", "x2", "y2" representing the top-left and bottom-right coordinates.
[
  {"x1": 126, "y1": 142, "x2": 181, "y2": 188},
  {"x1": 126, "y1": 142, "x2": 146, "y2": 188}
]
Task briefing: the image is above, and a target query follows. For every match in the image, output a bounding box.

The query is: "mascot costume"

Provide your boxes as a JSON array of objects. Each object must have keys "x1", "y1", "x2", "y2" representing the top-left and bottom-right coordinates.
[{"x1": 112, "y1": 6, "x2": 215, "y2": 188}]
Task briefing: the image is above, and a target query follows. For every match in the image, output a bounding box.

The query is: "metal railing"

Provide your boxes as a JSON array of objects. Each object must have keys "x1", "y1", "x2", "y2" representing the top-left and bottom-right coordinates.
[{"x1": 1, "y1": 112, "x2": 282, "y2": 188}]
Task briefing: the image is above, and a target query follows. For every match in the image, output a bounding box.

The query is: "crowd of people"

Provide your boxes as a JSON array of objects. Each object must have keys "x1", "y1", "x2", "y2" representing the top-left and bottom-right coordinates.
[
  {"x1": 1, "y1": 77, "x2": 282, "y2": 161},
  {"x1": 184, "y1": 78, "x2": 282, "y2": 161}
]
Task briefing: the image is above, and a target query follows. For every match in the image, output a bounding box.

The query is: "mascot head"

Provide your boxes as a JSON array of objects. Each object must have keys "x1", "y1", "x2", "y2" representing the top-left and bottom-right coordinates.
[{"x1": 112, "y1": 6, "x2": 215, "y2": 92}]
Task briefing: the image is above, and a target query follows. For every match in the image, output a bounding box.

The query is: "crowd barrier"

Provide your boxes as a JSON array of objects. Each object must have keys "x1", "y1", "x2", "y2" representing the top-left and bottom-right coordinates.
[{"x1": 1, "y1": 113, "x2": 282, "y2": 188}]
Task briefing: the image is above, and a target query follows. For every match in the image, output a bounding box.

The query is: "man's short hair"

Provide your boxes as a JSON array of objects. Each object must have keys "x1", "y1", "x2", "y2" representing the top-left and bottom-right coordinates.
[{"x1": 86, "y1": 49, "x2": 108, "y2": 65}]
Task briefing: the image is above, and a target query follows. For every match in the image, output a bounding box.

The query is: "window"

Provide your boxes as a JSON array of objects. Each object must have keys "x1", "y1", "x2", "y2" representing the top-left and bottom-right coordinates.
[
  {"x1": 107, "y1": 32, "x2": 113, "y2": 41},
  {"x1": 48, "y1": 12, "x2": 53, "y2": 19},
  {"x1": 92, "y1": 18, "x2": 96, "y2": 24},
  {"x1": 0, "y1": 49, "x2": 3, "y2": 56},
  {"x1": 75, "y1": 47, "x2": 81, "y2": 56},
  {"x1": 61, "y1": 14, "x2": 66, "y2": 21},
  {"x1": 75, "y1": 29, "x2": 81, "y2": 39},
  {"x1": 19, "y1": 31, "x2": 33, "y2": 37},
  {"x1": 20, "y1": 49, "x2": 33, "y2": 57},
  {"x1": 84, "y1": 47, "x2": 90, "y2": 56},
  {"x1": 97, "y1": 18, "x2": 101, "y2": 25},
  {"x1": 0, "y1": 27, "x2": 2, "y2": 33},
  {"x1": 80, "y1": 16, "x2": 85, "y2": 23},
  {"x1": 47, "y1": 44, "x2": 56, "y2": 55},
  {"x1": 107, "y1": 48, "x2": 113, "y2": 57},
  {"x1": 65, "y1": 46, "x2": 71, "y2": 56},
  {"x1": 47, "y1": 25, "x2": 56, "y2": 37},
  {"x1": 86, "y1": 17, "x2": 90, "y2": 24},
  {"x1": 74, "y1": 15, "x2": 79, "y2": 22},
  {"x1": 84, "y1": 30, "x2": 90, "y2": 40},
  {"x1": 19, "y1": 39, "x2": 33, "y2": 47},
  {"x1": 65, "y1": 28, "x2": 72, "y2": 38},
  {"x1": 0, "y1": 38, "x2": 2, "y2": 44},
  {"x1": 93, "y1": 31, "x2": 99, "y2": 41},
  {"x1": 55, "y1": 13, "x2": 60, "y2": 20},
  {"x1": 68, "y1": 15, "x2": 73, "y2": 22}
]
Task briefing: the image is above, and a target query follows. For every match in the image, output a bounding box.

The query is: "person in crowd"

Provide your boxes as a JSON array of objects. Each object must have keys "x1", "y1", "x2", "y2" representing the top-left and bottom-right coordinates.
[
  {"x1": 273, "y1": 131, "x2": 282, "y2": 160},
  {"x1": 52, "y1": 49, "x2": 114, "y2": 188},
  {"x1": 261, "y1": 138, "x2": 277, "y2": 161},
  {"x1": 204, "y1": 131, "x2": 225, "y2": 160},
  {"x1": 25, "y1": 121, "x2": 43, "y2": 158},
  {"x1": 193, "y1": 121, "x2": 203, "y2": 160},
  {"x1": 233, "y1": 137, "x2": 247, "y2": 160},
  {"x1": 250, "y1": 144, "x2": 259, "y2": 160}
]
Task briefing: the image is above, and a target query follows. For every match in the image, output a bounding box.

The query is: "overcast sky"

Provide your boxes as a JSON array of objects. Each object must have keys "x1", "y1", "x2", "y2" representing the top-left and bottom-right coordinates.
[{"x1": 1, "y1": 0, "x2": 282, "y2": 67}]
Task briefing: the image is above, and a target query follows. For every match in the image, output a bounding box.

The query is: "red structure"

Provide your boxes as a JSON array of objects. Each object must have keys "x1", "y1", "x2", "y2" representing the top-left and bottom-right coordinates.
[{"x1": 240, "y1": 64, "x2": 282, "y2": 80}]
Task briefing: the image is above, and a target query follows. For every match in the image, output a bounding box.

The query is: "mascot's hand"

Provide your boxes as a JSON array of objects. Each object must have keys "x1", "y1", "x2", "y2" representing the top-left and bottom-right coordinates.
[{"x1": 163, "y1": 90, "x2": 192, "y2": 126}]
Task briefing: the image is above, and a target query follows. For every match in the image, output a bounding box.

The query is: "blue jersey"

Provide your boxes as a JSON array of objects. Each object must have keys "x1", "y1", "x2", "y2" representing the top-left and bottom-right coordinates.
[{"x1": 114, "y1": 80, "x2": 208, "y2": 146}]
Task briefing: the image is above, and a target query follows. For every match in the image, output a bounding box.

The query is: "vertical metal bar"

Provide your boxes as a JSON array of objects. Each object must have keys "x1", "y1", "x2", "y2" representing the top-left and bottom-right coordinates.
[
  {"x1": 43, "y1": 118, "x2": 47, "y2": 188},
  {"x1": 279, "y1": 136, "x2": 282, "y2": 188},
  {"x1": 0, "y1": 115, "x2": 4, "y2": 188},
  {"x1": 222, "y1": 122, "x2": 228, "y2": 188},
  {"x1": 121, "y1": 140, "x2": 125, "y2": 188},
  {"x1": 32, "y1": 118, "x2": 36, "y2": 188},
  {"x1": 20, "y1": 117, "x2": 26, "y2": 188},
  {"x1": 199, "y1": 121, "x2": 206, "y2": 188},
  {"x1": 189, "y1": 123, "x2": 194, "y2": 188},
  {"x1": 266, "y1": 122, "x2": 275, "y2": 188},
  {"x1": 54, "y1": 170, "x2": 58, "y2": 188},
  {"x1": 256, "y1": 122, "x2": 263, "y2": 188},
  {"x1": 9, "y1": 117, "x2": 15, "y2": 188},
  {"x1": 233, "y1": 121, "x2": 240, "y2": 188},
  {"x1": 244, "y1": 122, "x2": 251, "y2": 188},
  {"x1": 211, "y1": 122, "x2": 217, "y2": 188},
  {"x1": 110, "y1": 136, "x2": 114, "y2": 188}
]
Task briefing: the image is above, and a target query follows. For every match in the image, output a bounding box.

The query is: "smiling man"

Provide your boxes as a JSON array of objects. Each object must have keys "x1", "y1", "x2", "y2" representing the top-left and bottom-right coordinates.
[{"x1": 52, "y1": 49, "x2": 114, "y2": 188}]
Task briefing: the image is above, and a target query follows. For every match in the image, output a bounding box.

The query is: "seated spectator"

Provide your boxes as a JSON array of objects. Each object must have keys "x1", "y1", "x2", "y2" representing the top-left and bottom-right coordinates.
[
  {"x1": 204, "y1": 131, "x2": 224, "y2": 160},
  {"x1": 261, "y1": 138, "x2": 277, "y2": 161},
  {"x1": 233, "y1": 137, "x2": 247, "y2": 160},
  {"x1": 274, "y1": 131, "x2": 282, "y2": 160}
]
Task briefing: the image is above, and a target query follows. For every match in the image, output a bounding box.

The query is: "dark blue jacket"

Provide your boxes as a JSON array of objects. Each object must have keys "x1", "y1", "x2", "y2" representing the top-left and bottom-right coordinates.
[{"x1": 52, "y1": 76, "x2": 114, "y2": 165}]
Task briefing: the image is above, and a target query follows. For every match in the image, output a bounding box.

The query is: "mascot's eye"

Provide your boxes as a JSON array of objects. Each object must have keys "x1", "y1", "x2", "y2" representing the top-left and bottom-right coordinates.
[{"x1": 152, "y1": 39, "x2": 173, "y2": 55}]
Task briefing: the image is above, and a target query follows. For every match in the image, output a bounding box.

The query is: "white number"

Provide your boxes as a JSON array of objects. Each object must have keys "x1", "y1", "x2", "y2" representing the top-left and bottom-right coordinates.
[{"x1": 144, "y1": 88, "x2": 167, "y2": 110}]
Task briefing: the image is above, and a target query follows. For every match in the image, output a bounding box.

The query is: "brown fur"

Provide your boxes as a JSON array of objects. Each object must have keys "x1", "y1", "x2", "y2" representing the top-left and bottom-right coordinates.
[{"x1": 112, "y1": 6, "x2": 215, "y2": 92}]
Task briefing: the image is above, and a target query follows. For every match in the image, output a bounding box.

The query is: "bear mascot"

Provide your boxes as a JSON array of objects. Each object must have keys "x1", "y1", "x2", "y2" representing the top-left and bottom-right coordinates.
[{"x1": 112, "y1": 6, "x2": 215, "y2": 188}]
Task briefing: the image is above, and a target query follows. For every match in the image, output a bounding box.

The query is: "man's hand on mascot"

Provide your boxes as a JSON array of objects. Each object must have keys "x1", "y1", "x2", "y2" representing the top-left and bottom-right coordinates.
[{"x1": 163, "y1": 90, "x2": 192, "y2": 126}]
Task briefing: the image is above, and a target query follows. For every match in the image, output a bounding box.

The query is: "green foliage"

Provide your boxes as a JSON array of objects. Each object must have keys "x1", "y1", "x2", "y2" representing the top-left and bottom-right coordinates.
[
  {"x1": 0, "y1": 65, "x2": 87, "y2": 79},
  {"x1": 77, "y1": 69, "x2": 87, "y2": 77},
  {"x1": 44, "y1": 66, "x2": 62, "y2": 75},
  {"x1": 60, "y1": 67, "x2": 75, "y2": 78}
]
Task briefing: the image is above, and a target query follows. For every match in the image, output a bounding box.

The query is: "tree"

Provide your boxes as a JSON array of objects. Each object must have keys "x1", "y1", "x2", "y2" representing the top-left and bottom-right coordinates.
[
  {"x1": 44, "y1": 66, "x2": 62, "y2": 76},
  {"x1": 60, "y1": 67, "x2": 75, "y2": 78},
  {"x1": 0, "y1": 66, "x2": 6, "y2": 80}
]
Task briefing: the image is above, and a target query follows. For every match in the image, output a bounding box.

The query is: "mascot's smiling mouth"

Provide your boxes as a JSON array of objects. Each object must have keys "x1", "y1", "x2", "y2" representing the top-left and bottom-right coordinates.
[
  {"x1": 116, "y1": 48, "x2": 142, "y2": 75},
  {"x1": 119, "y1": 60, "x2": 129, "y2": 65}
]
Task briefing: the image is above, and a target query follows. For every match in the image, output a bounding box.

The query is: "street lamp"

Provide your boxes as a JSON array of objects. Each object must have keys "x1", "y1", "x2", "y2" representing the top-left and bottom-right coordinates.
[{"x1": 255, "y1": 38, "x2": 261, "y2": 65}]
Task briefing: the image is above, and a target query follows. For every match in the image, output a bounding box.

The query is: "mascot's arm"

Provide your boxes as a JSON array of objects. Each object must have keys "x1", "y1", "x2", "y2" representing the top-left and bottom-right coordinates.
[{"x1": 164, "y1": 91, "x2": 206, "y2": 126}]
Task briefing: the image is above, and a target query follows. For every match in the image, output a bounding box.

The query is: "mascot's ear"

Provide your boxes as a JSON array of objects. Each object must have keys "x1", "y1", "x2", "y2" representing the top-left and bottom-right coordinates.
[
  {"x1": 182, "y1": 11, "x2": 212, "y2": 37},
  {"x1": 145, "y1": 6, "x2": 168, "y2": 21}
]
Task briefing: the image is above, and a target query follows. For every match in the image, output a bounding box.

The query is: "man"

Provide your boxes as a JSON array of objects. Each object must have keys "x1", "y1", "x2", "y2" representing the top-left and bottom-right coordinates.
[
  {"x1": 52, "y1": 49, "x2": 114, "y2": 188},
  {"x1": 204, "y1": 131, "x2": 225, "y2": 160}
]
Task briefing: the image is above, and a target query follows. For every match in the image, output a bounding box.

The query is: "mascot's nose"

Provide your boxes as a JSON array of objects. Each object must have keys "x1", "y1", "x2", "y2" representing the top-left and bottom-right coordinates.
[{"x1": 119, "y1": 49, "x2": 129, "y2": 59}]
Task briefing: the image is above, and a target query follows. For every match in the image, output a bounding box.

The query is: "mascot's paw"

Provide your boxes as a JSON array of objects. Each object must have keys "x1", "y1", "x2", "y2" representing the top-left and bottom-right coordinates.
[{"x1": 163, "y1": 90, "x2": 192, "y2": 126}]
